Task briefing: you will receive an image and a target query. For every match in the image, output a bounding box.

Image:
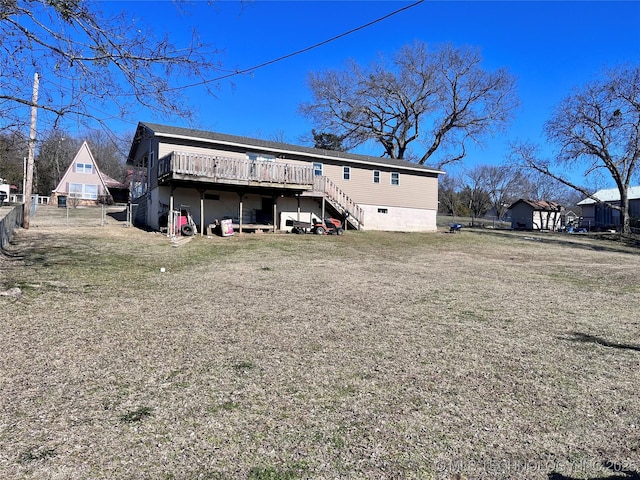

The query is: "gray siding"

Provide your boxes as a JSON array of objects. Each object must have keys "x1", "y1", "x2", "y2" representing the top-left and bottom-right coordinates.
[{"x1": 510, "y1": 203, "x2": 533, "y2": 229}]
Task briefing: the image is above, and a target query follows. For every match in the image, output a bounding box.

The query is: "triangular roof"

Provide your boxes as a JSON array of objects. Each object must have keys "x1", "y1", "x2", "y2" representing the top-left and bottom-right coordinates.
[
  {"x1": 508, "y1": 199, "x2": 563, "y2": 211},
  {"x1": 53, "y1": 141, "x2": 112, "y2": 195},
  {"x1": 577, "y1": 186, "x2": 640, "y2": 205},
  {"x1": 128, "y1": 122, "x2": 446, "y2": 176}
]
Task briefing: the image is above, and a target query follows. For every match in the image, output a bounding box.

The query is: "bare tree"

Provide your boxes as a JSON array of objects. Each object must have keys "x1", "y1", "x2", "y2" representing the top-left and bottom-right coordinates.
[
  {"x1": 312, "y1": 130, "x2": 347, "y2": 151},
  {"x1": 512, "y1": 65, "x2": 640, "y2": 234},
  {"x1": 300, "y1": 42, "x2": 518, "y2": 168},
  {"x1": 84, "y1": 129, "x2": 130, "y2": 182},
  {"x1": 0, "y1": 132, "x2": 28, "y2": 189},
  {"x1": 437, "y1": 173, "x2": 463, "y2": 216},
  {"x1": 516, "y1": 170, "x2": 571, "y2": 204},
  {"x1": 460, "y1": 166, "x2": 492, "y2": 224},
  {"x1": 34, "y1": 132, "x2": 79, "y2": 195},
  {"x1": 476, "y1": 164, "x2": 527, "y2": 220},
  {"x1": 0, "y1": 0, "x2": 222, "y2": 133}
]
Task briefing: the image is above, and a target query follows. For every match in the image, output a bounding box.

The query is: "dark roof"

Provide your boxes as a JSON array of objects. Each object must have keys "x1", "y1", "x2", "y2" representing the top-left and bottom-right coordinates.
[
  {"x1": 508, "y1": 199, "x2": 563, "y2": 211},
  {"x1": 135, "y1": 122, "x2": 445, "y2": 175},
  {"x1": 101, "y1": 173, "x2": 128, "y2": 190}
]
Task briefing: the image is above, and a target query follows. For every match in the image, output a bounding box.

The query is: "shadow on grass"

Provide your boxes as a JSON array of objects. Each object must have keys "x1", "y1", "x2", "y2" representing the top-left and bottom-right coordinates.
[
  {"x1": 466, "y1": 228, "x2": 640, "y2": 256},
  {"x1": 107, "y1": 208, "x2": 128, "y2": 222},
  {"x1": 565, "y1": 332, "x2": 640, "y2": 352},
  {"x1": 3, "y1": 230, "x2": 95, "y2": 269},
  {"x1": 549, "y1": 461, "x2": 640, "y2": 479}
]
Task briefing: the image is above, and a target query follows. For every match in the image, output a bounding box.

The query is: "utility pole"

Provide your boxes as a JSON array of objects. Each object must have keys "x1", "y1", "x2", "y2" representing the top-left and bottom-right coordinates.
[
  {"x1": 23, "y1": 72, "x2": 39, "y2": 229},
  {"x1": 22, "y1": 157, "x2": 26, "y2": 200}
]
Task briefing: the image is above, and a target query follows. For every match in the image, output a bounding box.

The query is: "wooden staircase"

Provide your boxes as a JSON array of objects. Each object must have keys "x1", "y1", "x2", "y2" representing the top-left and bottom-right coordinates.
[{"x1": 309, "y1": 176, "x2": 364, "y2": 230}]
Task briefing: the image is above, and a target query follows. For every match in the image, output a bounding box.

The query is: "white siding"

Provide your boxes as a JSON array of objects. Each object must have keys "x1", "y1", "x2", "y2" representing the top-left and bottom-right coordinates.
[{"x1": 360, "y1": 204, "x2": 437, "y2": 232}]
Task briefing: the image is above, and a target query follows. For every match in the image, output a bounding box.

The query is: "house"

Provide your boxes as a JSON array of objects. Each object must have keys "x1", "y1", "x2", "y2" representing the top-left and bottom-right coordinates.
[
  {"x1": 51, "y1": 141, "x2": 129, "y2": 206},
  {"x1": 577, "y1": 186, "x2": 640, "y2": 230},
  {"x1": 508, "y1": 199, "x2": 563, "y2": 231},
  {"x1": 126, "y1": 122, "x2": 444, "y2": 234},
  {"x1": 563, "y1": 210, "x2": 580, "y2": 227}
]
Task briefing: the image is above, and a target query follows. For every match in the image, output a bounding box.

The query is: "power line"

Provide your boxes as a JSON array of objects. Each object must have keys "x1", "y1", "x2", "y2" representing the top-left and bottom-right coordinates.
[{"x1": 168, "y1": 0, "x2": 425, "y2": 92}]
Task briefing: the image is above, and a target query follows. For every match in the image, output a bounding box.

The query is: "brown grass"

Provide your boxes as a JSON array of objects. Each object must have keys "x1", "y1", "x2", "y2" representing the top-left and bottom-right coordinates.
[{"x1": 1, "y1": 206, "x2": 639, "y2": 479}]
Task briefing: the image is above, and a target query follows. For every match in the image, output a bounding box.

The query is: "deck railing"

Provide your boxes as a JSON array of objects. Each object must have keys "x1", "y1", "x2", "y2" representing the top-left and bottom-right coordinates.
[
  {"x1": 314, "y1": 176, "x2": 365, "y2": 228},
  {"x1": 159, "y1": 151, "x2": 364, "y2": 228},
  {"x1": 159, "y1": 152, "x2": 315, "y2": 186}
]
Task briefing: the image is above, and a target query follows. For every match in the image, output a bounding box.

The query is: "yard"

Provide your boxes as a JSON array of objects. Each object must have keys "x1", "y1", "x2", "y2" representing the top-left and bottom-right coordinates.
[{"x1": 1, "y1": 206, "x2": 639, "y2": 479}]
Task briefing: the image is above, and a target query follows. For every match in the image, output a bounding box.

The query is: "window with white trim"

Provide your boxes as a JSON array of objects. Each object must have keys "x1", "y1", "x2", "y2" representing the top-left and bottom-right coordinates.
[
  {"x1": 373, "y1": 170, "x2": 380, "y2": 184},
  {"x1": 391, "y1": 172, "x2": 399, "y2": 186},
  {"x1": 76, "y1": 163, "x2": 93, "y2": 174},
  {"x1": 84, "y1": 184, "x2": 98, "y2": 199},
  {"x1": 69, "y1": 183, "x2": 82, "y2": 198},
  {"x1": 313, "y1": 162, "x2": 323, "y2": 176},
  {"x1": 343, "y1": 166, "x2": 351, "y2": 180},
  {"x1": 69, "y1": 183, "x2": 98, "y2": 199}
]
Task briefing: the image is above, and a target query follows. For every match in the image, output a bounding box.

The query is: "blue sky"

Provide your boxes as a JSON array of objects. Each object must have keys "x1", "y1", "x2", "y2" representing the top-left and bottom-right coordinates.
[{"x1": 105, "y1": 1, "x2": 639, "y2": 182}]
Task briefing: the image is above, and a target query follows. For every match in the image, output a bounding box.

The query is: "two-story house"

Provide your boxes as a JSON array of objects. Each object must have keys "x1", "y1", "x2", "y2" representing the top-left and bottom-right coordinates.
[{"x1": 126, "y1": 122, "x2": 444, "y2": 234}]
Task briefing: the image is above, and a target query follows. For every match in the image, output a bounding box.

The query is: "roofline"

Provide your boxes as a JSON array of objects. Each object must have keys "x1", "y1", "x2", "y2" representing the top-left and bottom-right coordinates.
[
  {"x1": 136, "y1": 122, "x2": 446, "y2": 175},
  {"x1": 507, "y1": 198, "x2": 563, "y2": 211},
  {"x1": 577, "y1": 186, "x2": 640, "y2": 205}
]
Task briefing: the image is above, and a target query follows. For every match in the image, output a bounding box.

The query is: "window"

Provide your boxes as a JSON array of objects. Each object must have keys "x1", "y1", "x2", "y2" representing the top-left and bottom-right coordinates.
[
  {"x1": 84, "y1": 184, "x2": 98, "y2": 199},
  {"x1": 69, "y1": 183, "x2": 82, "y2": 197},
  {"x1": 76, "y1": 163, "x2": 93, "y2": 174},
  {"x1": 343, "y1": 166, "x2": 351, "y2": 180},
  {"x1": 391, "y1": 172, "x2": 399, "y2": 186},
  {"x1": 313, "y1": 162, "x2": 323, "y2": 176},
  {"x1": 378, "y1": 208, "x2": 388, "y2": 214},
  {"x1": 373, "y1": 170, "x2": 380, "y2": 184},
  {"x1": 247, "y1": 152, "x2": 275, "y2": 162},
  {"x1": 69, "y1": 183, "x2": 98, "y2": 199}
]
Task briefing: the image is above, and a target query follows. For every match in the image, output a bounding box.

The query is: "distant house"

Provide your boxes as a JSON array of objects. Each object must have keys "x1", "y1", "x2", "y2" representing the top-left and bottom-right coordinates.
[
  {"x1": 508, "y1": 199, "x2": 563, "y2": 231},
  {"x1": 51, "y1": 141, "x2": 129, "y2": 205},
  {"x1": 563, "y1": 210, "x2": 580, "y2": 227},
  {"x1": 125, "y1": 122, "x2": 445, "y2": 234},
  {"x1": 577, "y1": 186, "x2": 640, "y2": 230}
]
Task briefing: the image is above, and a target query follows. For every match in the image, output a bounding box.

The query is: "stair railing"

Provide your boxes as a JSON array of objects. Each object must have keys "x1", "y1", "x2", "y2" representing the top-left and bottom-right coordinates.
[{"x1": 313, "y1": 176, "x2": 364, "y2": 228}]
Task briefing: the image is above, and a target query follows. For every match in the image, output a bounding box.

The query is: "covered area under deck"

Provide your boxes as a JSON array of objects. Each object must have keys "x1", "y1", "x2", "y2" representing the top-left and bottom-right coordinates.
[
  {"x1": 157, "y1": 151, "x2": 316, "y2": 235},
  {"x1": 162, "y1": 179, "x2": 316, "y2": 236}
]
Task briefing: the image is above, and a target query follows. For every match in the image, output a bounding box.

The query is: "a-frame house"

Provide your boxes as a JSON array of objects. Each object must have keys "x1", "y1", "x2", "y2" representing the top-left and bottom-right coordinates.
[{"x1": 51, "y1": 141, "x2": 128, "y2": 205}]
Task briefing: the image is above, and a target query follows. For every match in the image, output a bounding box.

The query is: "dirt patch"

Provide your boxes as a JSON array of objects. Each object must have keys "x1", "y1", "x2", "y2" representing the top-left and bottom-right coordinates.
[{"x1": 1, "y1": 207, "x2": 639, "y2": 479}]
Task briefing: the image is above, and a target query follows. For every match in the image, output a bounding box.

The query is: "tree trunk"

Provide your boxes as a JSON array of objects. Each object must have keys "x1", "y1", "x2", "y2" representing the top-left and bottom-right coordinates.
[{"x1": 620, "y1": 188, "x2": 630, "y2": 234}]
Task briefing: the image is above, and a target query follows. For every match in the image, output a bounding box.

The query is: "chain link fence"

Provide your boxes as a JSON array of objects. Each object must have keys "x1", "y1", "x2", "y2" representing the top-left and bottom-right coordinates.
[{"x1": 6, "y1": 204, "x2": 131, "y2": 230}]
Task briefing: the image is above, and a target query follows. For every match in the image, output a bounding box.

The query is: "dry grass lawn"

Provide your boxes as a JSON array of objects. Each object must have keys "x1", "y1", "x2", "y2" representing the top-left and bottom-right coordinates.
[{"x1": 1, "y1": 206, "x2": 639, "y2": 480}]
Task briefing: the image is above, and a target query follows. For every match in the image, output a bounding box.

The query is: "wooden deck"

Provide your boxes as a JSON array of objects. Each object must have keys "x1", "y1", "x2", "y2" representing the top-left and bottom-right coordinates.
[
  {"x1": 158, "y1": 152, "x2": 314, "y2": 191},
  {"x1": 158, "y1": 151, "x2": 365, "y2": 229}
]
